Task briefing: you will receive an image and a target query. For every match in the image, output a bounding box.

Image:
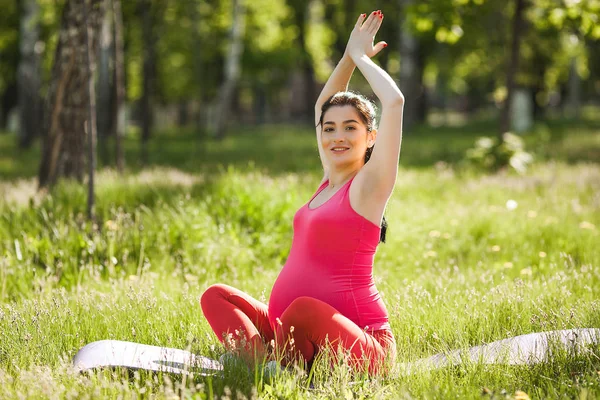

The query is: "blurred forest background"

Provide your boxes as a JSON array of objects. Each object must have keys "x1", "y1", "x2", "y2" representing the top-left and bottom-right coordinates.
[
  {"x1": 0, "y1": 0, "x2": 599, "y2": 189},
  {"x1": 1, "y1": 3, "x2": 599, "y2": 397}
]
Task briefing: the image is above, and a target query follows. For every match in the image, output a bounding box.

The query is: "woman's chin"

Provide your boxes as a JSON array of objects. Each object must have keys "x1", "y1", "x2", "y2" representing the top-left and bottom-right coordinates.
[{"x1": 329, "y1": 158, "x2": 358, "y2": 168}]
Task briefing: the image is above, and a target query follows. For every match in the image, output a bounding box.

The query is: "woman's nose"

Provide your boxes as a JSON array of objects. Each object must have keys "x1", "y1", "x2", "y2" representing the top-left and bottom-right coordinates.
[{"x1": 332, "y1": 131, "x2": 345, "y2": 141}]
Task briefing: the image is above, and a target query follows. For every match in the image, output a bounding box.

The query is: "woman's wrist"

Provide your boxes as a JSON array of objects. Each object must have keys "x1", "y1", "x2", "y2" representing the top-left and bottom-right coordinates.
[
  {"x1": 351, "y1": 53, "x2": 371, "y2": 66},
  {"x1": 341, "y1": 52, "x2": 356, "y2": 65},
  {"x1": 348, "y1": 50, "x2": 368, "y2": 63}
]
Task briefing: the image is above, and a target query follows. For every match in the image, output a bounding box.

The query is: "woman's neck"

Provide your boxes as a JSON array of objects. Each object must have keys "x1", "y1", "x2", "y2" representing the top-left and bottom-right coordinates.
[{"x1": 327, "y1": 169, "x2": 359, "y2": 188}]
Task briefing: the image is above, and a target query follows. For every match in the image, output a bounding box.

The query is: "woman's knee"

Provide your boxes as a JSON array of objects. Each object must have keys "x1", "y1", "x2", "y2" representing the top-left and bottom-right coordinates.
[
  {"x1": 280, "y1": 296, "x2": 330, "y2": 328},
  {"x1": 200, "y1": 283, "x2": 233, "y2": 309}
]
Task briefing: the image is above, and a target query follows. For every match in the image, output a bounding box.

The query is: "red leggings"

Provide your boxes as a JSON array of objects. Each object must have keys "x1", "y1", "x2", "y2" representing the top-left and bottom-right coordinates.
[{"x1": 200, "y1": 284, "x2": 396, "y2": 374}]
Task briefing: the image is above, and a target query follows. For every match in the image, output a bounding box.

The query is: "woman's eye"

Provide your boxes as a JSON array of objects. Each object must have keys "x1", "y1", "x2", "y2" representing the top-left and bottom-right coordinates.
[
  {"x1": 324, "y1": 128, "x2": 334, "y2": 132},
  {"x1": 346, "y1": 126, "x2": 356, "y2": 130}
]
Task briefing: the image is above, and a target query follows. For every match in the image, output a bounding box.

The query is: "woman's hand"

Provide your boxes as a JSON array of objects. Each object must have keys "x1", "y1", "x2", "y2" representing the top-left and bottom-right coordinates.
[{"x1": 345, "y1": 10, "x2": 387, "y2": 62}]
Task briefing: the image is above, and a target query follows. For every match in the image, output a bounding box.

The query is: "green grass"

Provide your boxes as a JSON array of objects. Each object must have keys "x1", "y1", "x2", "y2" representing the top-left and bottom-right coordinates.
[{"x1": 0, "y1": 116, "x2": 599, "y2": 398}]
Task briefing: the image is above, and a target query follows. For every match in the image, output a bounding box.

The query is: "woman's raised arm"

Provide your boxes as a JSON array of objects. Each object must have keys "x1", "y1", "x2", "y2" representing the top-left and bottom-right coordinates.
[{"x1": 347, "y1": 10, "x2": 404, "y2": 199}]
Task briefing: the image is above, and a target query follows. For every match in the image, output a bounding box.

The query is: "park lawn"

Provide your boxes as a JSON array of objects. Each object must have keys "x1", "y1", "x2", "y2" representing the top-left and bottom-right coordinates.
[{"x1": 0, "y1": 118, "x2": 599, "y2": 399}]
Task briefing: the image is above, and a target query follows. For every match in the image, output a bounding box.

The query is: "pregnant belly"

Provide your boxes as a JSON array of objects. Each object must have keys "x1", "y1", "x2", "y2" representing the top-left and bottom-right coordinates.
[{"x1": 268, "y1": 263, "x2": 357, "y2": 328}]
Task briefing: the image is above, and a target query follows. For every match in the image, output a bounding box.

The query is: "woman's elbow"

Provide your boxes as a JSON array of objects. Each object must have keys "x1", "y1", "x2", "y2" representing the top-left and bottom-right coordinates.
[{"x1": 383, "y1": 93, "x2": 405, "y2": 108}]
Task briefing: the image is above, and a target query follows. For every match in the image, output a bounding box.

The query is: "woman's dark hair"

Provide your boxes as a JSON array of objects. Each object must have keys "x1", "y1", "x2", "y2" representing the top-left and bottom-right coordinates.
[{"x1": 318, "y1": 91, "x2": 388, "y2": 244}]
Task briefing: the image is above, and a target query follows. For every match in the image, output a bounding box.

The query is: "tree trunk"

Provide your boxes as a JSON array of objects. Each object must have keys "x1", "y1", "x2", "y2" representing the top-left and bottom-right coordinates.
[
  {"x1": 112, "y1": 0, "x2": 125, "y2": 173},
  {"x1": 500, "y1": 0, "x2": 527, "y2": 135},
  {"x1": 298, "y1": 1, "x2": 317, "y2": 122},
  {"x1": 84, "y1": 0, "x2": 98, "y2": 221},
  {"x1": 140, "y1": 0, "x2": 155, "y2": 163},
  {"x1": 286, "y1": 0, "x2": 317, "y2": 122},
  {"x1": 177, "y1": 101, "x2": 189, "y2": 126},
  {"x1": 190, "y1": 0, "x2": 204, "y2": 129},
  {"x1": 565, "y1": 57, "x2": 581, "y2": 118},
  {"x1": 531, "y1": 61, "x2": 546, "y2": 120},
  {"x1": 38, "y1": 0, "x2": 105, "y2": 189},
  {"x1": 214, "y1": 0, "x2": 246, "y2": 140},
  {"x1": 398, "y1": 0, "x2": 424, "y2": 129},
  {"x1": 1, "y1": 83, "x2": 18, "y2": 132},
  {"x1": 254, "y1": 83, "x2": 266, "y2": 125},
  {"x1": 17, "y1": 0, "x2": 42, "y2": 148},
  {"x1": 97, "y1": 0, "x2": 113, "y2": 165}
]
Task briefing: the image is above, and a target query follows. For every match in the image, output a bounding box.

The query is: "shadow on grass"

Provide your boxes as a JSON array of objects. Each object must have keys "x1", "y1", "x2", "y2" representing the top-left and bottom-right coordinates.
[{"x1": 1, "y1": 115, "x2": 599, "y2": 181}]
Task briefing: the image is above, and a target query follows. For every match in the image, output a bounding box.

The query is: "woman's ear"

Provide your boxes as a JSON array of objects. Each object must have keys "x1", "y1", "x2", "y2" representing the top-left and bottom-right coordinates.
[{"x1": 368, "y1": 129, "x2": 377, "y2": 147}]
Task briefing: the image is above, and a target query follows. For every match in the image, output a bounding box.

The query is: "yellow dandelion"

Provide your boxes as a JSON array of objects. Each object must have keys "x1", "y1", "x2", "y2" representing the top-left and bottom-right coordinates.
[
  {"x1": 491, "y1": 245, "x2": 501, "y2": 252},
  {"x1": 539, "y1": 252, "x2": 547, "y2": 258},
  {"x1": 520, "y1": 267, "x2": 532, "y2": 276},
  {"x1": 429, "y1": 230, "x2": 441, "y2": 238},
  {"x1": 504, "y1": 262, "x2": 514, "y2": 269}
]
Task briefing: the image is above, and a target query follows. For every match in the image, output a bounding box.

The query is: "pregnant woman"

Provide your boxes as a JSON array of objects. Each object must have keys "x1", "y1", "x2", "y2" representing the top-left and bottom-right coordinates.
[{"x1": 201, "y1": 9, "x2": 404, "y2": 375}]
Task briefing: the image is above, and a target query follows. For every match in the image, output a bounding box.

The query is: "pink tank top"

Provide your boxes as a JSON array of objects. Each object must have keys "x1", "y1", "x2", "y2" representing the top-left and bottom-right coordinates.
[{"x1": 268, "y1": 176, "x2": 391, "y2": 332}]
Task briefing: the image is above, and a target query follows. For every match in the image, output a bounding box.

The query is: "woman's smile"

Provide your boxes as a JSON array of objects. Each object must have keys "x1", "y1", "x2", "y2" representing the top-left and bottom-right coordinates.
[{"x1": 331, "y1": 146, "x2": 350, "y2": 153}]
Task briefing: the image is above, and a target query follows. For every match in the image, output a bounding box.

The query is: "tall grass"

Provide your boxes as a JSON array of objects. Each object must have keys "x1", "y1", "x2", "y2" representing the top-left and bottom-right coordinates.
[{"x1": 0, "y1": 118, "x2": 599, "y2": 398}]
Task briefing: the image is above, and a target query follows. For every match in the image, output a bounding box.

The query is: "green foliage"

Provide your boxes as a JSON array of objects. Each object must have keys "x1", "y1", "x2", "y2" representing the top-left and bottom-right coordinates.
[
  {"x1": 0, "y1": 0, "x2": 18, "y2": 94},
  {"x1": 1, "y1": 0, "x2": 598, "y2": 126},
  {"x1": 531, "y1": 0, "x2": 600, "y2": 40},
  {"x1": 465, "y1": 132, "x2": 534, "y2": 174}
]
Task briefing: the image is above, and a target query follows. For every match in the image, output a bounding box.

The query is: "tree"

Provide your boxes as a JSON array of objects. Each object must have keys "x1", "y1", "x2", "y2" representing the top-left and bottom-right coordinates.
[
  {"x1": 0, "y1": 0, "x2": 19, "y2": 131},
  {"x1": 398, "y1": 0, "x2": 423, "y2": 129},
  {"x1": 112, "y1": 0, "x2": 125, "y2": 172},
  {"x1": 17, "y1": 0, "x2": 42, "y2": 148},
  {"x1": 84, "y1": 0, "x2": 98, "y2": 220},
  {"x1": 500, "y1": 0, "x2": 528, "y2": 134},
  {"x1": 97, "y1": 0, "x2": 113, "y2": 163},
  {"x1": 140, "y1": 0, "x2": 155, "y2": 164},
  {"x1": 38, "y1": 0, "x2": 105, "y2": 189},
  {"x1": 214, "y1": 0, "x2": 246, "y2": 139},
  {"x1": 287, "y1": 0, "x2": 317, "y2": 121}
]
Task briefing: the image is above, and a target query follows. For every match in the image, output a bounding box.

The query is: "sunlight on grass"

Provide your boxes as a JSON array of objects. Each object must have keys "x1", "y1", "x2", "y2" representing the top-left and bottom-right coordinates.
[{"x1": 0, "y1": 119, "x2": 599, "y2": 398}]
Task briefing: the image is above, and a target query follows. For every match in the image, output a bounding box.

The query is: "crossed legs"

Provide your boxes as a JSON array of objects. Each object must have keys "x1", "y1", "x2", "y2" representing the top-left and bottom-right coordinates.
[{"x1": 200, "y1": 284, "x2": 395, "y2": 374}]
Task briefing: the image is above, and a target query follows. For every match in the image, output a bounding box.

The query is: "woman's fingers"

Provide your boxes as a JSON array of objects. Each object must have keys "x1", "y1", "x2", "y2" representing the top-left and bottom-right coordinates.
[
  {"x1": 368, "y1": 10, "x2": 383, "y2": 34},
  {"x1": 355, "y1": 13, "x2": 366, "y2": 29},
  {"x1": 372, "y1": 41, "x2": 388, "y2": 56},
  {"x1": 364, "y1": 10, "x2": 380, "y2": 32},
  {"x1": 361, "y1": 10, "x2": 377, "y2": 31}
]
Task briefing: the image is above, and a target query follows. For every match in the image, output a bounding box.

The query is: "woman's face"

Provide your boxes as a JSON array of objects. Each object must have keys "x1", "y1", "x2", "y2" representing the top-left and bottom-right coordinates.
[{"x1": 321, "y1": 105, "x2": 375, "y2": 169}]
